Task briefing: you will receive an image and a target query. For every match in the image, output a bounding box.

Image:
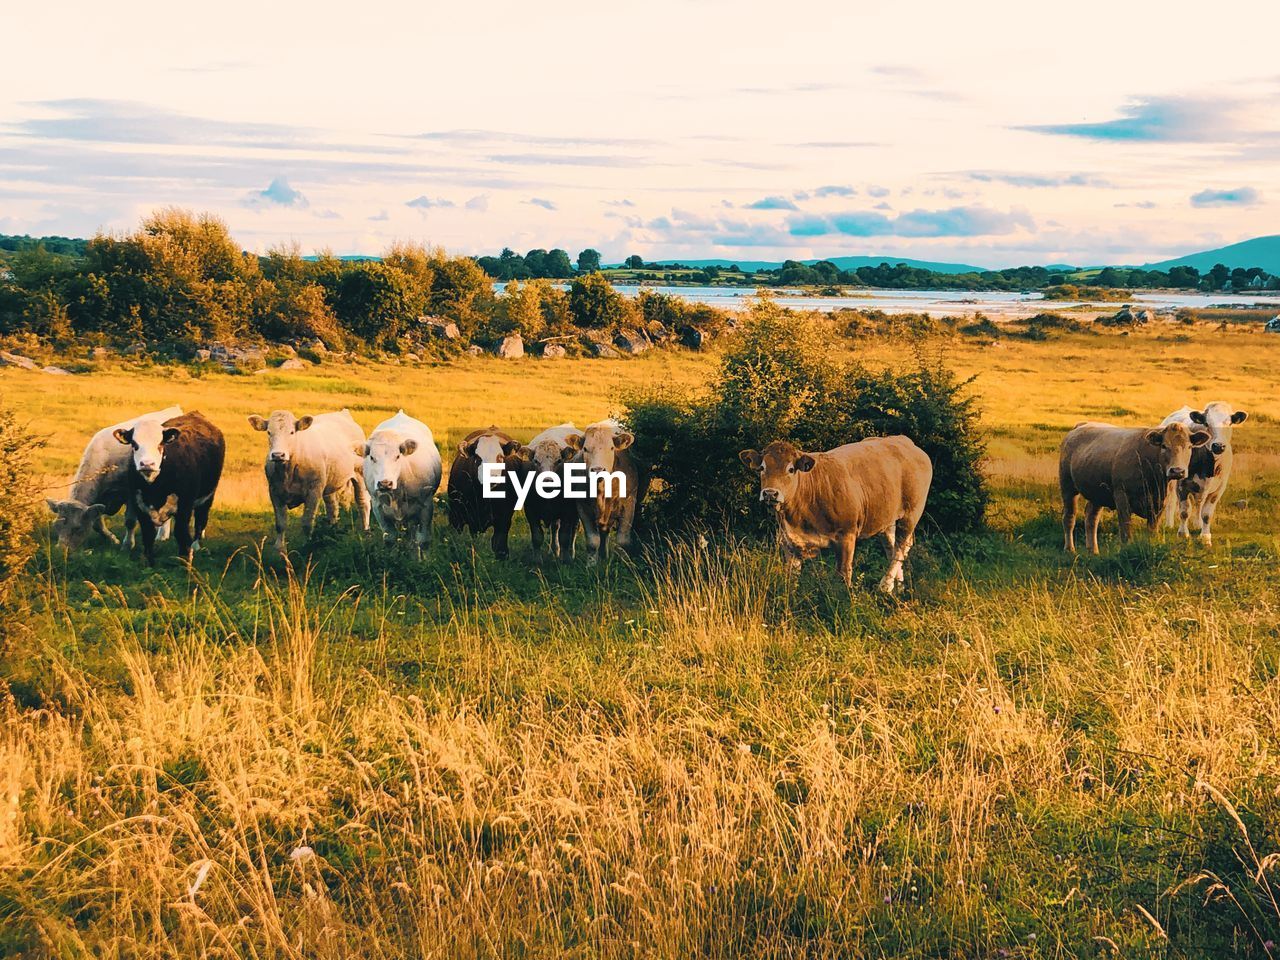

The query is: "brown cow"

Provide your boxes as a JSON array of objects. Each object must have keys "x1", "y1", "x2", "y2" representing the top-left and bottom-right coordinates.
[
  {"x1": 739, "y1": 436, "x2": 932, "y2": 593},
  {"x1": 447, "y1": 426, "x2": 526, "y2": 559},
  {"x1": 564, "y1": 420, "x2": 647, "y2": 565},
  {"x1": 1059, "y1": 420, "x2": 1210, "y2": 554}
]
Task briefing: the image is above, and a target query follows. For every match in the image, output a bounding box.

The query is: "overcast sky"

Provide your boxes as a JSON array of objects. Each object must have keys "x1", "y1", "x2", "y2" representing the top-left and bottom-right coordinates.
[{"x1": 3, "y1": 0, "x2": 1277, "y2": 267}]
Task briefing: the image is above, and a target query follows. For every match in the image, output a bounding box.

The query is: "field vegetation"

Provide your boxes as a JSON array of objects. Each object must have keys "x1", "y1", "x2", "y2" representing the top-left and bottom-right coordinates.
[{"x1": 2, "y1": 312, "x2": 1280, "y2": 957}]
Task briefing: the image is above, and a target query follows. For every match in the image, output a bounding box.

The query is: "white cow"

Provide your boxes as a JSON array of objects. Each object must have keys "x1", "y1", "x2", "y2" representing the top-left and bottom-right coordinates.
[
  {"x1": 362, "y1": 410, "x2": 443, "y2": 553},
  {"x1": 47, "y1": 406, "x2": 181, "y2": 550},
  {"x1": 248, "y1": 408, "x2": 371, "y2": 552},
  {"x1": 1161, "y1": 402, "x2": 1248, "y2": 545}
]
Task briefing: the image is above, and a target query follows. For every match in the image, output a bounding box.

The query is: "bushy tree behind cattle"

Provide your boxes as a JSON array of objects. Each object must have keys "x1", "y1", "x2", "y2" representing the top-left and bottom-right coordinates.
[
  {"x1": 625, "y1": 300, "x2": 987, "y2": 537},
  {"x1": 0, "y1": 405, "x2": 39, "y2": 655}
]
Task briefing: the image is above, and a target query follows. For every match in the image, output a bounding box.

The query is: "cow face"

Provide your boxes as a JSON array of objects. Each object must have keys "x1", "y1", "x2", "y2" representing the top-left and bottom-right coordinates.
[
  {"x1": 739, "y1": 441, "x2": 815, "y2": 506},
  {"x1": 1144, "y1": 421, "x2": 1211, "y2": 480},
  {"x1": 364, "y1": 434, "x2": 419, "y2": 493},
  {"x1": 565, "y1": 425, "x2": 631, "y2": 477},
  {"x1": 459, "y1": 432, "x2": 521, "y2": 471},
  {"x1": 248, "y1": 411, "x2": 314, "y2": 465},
  {"x1": 114, "y1": 419, "x2": 180, "y2": 483},
  {"x1": 1192, "y1": 402, "x2": 1248, "y2": 456},
  {"x1": 46, "y1": 499, "x2": 107, "y2": 549},
  {"x1": 523, "y1": 438, "x2": 572, "y2": 474}
]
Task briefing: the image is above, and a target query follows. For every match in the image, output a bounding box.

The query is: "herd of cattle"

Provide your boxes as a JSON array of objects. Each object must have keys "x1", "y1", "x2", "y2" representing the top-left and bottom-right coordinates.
[{"x1": 43, "y1": 399, "x2": 1247, "y2": 590}]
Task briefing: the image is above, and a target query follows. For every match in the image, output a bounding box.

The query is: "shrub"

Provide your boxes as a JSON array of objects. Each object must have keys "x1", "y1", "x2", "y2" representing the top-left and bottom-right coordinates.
[
  {"x1": 569, "y1": 273, "x2": 628, "y2": 329},
  {"x1": 0, "y1": 404, "x2": 39, "y2": 654},
  {"x1": 625, "y1": 301, "x2": 987, "y2": 537}
]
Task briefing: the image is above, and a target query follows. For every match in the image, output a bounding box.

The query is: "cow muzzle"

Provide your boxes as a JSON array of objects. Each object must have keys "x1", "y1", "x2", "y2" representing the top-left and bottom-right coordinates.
[
  {"x1": 269, "y1": 451, "x2": 290, "y2": 463},
  {"x1": 376, "y1": 479, "x2": 395, "y2": 491},
  {"x1": 760, "y1": 488, "x2": 782, "y2": 505},
  {"x1": 138, "y1": 463, "x2": 161, "y2": 483},
  {"x1": 1166, "y1": 466, "x2": 1186, "y2": 480}
]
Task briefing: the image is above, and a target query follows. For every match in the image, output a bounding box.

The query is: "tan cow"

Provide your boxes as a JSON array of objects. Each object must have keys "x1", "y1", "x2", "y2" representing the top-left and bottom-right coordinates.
[
  {"x1": 739, "y1": 436, "x2": 932, "y2": 593},
  {"x1": 1059, "y1": 420, "x2": 1210, "y2": 553}
]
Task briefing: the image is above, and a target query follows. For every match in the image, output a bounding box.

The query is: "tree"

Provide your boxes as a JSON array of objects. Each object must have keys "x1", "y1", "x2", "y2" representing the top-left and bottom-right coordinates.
[
  {"x1": 624, "y1": 255, "x2": 646, "y2": 269},
  {"x1": 544, "y1": 249, "x2": 574, "y2": 279},
  {"x1": 1167, "y1": 266, "x2": 1199, "y2": 288},
  {"x1": 569, "y1": 273, "x2": 627, "y2": 328},
  {"x1": 577, "y1": 248, "x2": 602, "y2": 273},
  {"x1": 1207, "y1": 263, "x2": 1231, "y2": 291}
]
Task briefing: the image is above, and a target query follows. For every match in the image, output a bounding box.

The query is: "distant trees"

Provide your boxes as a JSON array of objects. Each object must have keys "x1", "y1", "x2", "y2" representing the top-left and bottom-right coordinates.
[
  {"x1": 577, "y1": 248, "x2": 602, "y2": 273},
  {"x1": 474, "y1": 247, "x2": 575, "y2": 280},
  {"x1": 624, "y1": 255, "x2": 646, "y2": 269}
]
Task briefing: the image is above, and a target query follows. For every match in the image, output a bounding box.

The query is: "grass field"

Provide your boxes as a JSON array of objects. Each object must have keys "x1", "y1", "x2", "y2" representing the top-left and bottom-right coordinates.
[{"x1": 3, "y1": 324, "x2": 1280, "y2": 957}]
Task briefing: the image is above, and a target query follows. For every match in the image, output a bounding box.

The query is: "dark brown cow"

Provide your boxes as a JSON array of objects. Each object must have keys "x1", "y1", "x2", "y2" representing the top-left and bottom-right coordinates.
[
  {"x1": 447, "y1": 426, "x2": 526, "y2": 559},
  {"x1": 520, "y1": 434, "x2": 581, "y2": 561},
  {"x1": 114, "y1": 411, "x2": 226, "y2": 565},
  {"x1": 739, "y1": 436, "x2": 932, "y2": 593},
  {"x1": 564, "y1": 420, "x2": 648, "y2": 565},
  {"x1": 1059, "y1": 420, "x2": 1210, "y2": 553}
]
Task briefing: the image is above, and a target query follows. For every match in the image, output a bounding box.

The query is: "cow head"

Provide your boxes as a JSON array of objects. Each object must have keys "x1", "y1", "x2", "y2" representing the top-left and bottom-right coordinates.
[
  {"x1": 1144, "y1": 421, "x2": 1211, "y2": 480},
  {"x1": 46, "y1": 498, "x2": 108, "y2": 549},
  {"x1": 523, "y1": 438, "x2": 574, "y2": 474},
  {"x1": 114, "y1": 419, "x2": 180, "y2": 483},
  {"x1": 363, "y1": 432, "x2": 418, "y2": 493},
  {"x1": 248, "y1": 411, "x2": 314, "y2": 465},
  {"x1": 459, "y1": 430, "x2": 522, "y2": 472},
  {"x1": 739, "y1": 441, "x2": 815, "y2": 507},
  {"x1": 1190, "y1": 402, "x2": 1248, "y2": 457},
  {"x1": 565, "y1": 424, "x2": 631, "y2": 477}
]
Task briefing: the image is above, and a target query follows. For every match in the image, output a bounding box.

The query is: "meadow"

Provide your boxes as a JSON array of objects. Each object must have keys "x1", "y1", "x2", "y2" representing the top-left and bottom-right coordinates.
[{"x1": 3, "y1": 323, "x2": 1280, "y2": 958}]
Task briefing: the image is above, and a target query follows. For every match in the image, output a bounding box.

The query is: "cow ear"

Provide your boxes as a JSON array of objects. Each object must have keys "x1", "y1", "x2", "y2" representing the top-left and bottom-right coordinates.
[
  {"x1": 162, "y1": 428, "x2": 181, "y2": 445},
  {"x1": 1145, "y1": 430, "x2": 1164, "y2": 447},
  {"x1": 795, "y1": 454, "x2": 817, "y2": 472},
  {"x1": 295, "y1": 416, "x2": 314, "y2": 432},
  {"x1": 613, "y1": 431, "x2": 634, "y2": 450},
  {"x1": 1189, "y1": 410, "x2": 1207, "y2": 425},
  {"x1": 247, "y1": 415, "x2": 269, "y2": 431},
  {"x1": 87, "y1": 503, "x2": 108, "y2": 519},
  {"x1": 1231, "y1": 410, "x2": 1248, "y2": 424},
  {"x1": 520, "y1": 446, "x2": 536, "y2": 460},
  {"x1": 501, "y1": 438, "x2": 522, "y2": 456},
  {"x1": 739, "y1": 449, "x2": 762, "y2": 470},
  {"x1": 560, "y1": 446, "x2": 576, "y2": 462},
  {"x1": 113, "y1": 428, "x2": 134, "y2": 446},
  {"x1": 399, "y1": 439, "x2": 418, "y2": 456},
  {"x1": 459, "y1": 439, "x2": 477, "y2": 458},
  {"x1": 361, "y1": 442, "x2": 371, "y2": 457},
  {"x1": 563, "y1": 433, "x2": 583, "y2": 452},
  {"x1": 46, "y1": 498, "x2": 66, "y2": 515},
  {"x1": 1190, "y1": 430, "x2": 1211, "y2": 447}
]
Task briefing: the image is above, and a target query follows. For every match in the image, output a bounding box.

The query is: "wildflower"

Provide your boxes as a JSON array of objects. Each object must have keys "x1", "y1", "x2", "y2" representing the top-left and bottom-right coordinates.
[
  {"x1": 737, "y1": 743, "x2": 752, "y2": 755},
  {"x1": 290, "y1": 846, "x2": 315, "y2": 862},
  {"x1": 187, "y1": 859, "x2": 213, "y2": 901}
]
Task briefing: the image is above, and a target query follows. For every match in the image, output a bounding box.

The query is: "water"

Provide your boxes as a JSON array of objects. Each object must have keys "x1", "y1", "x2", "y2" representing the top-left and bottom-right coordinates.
[{"x1": 494, "y1": 283, "x2": 1280, "y2": 318}]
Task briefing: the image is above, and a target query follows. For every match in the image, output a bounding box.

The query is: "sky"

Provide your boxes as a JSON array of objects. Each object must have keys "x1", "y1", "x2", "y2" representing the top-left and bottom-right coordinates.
[{"x1": 2, "y1": 0, "x2": 1278, "y2": 268}]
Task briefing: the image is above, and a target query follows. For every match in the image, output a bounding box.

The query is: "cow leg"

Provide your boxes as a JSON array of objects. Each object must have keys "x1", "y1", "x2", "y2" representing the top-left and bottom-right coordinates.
[
  {"x1": 491, "y1": 512, "x2": 512, "y2": 560},
  {"x1": 94, "y1": 512, "x2": 121, "y2": 546},
  {"x1": 173, "y1": 504, "x2": 195, "y2": 561},
  {"x1": 300, "y1": 489, "x2": 322, "y2": 542},
  {"x1": 616, "y1": 499, "x2": 638, "y2": 550},
  {"x1": 1061, "y1": 491, "x2": 1078, "y2": 553},
  {"x1": 156, "y1": 519, "x2": 172, "y2": 542},
  {"x1": 352, "y1": 476, "x2": 371, "y2": 532},
  {"x1": 192, "y1": 496, "x2": 213, "y2": 552},
  {"x1": 416, "y1": 499, "x2": 435, "y2": 555},
  {"x1": 557, "y1": 514, "x2": 578, "y2": 562},
  {"x1": 835, "y1": 534, "x2": 856, "y2": 588},
  {"x1": 271, "y1": 494, "x2": 289, "y2": 553},
  {"x1": 324, "y1": 491, "x2": 341, "y2": 524},
  {"x1": 879, "y1": 520, "x2": 914, "y2": 593},
  {"x1": 1084, "y1": 502, "x2": 1103, "y2": 555},
  {"x1": 582, "y1": 514, "x2": 603, "y2": 566},
  {"x1": 1199, "y1": 491, "x2": 1220, "y2": 547},
  {"x1": 1177, "y1": 488, "x2": 1195, "y2": 538},
  {"x1": 529, "y1": 516, "x2": 545, "y2": 554},
  {"x1": 1114, "y1": 490, "x2": 1133, "y2": 545},
  {"x1": 138, "y1": 514, "x2": 158, "y2": 566},
  {"x1": 123, "y1": 502, "x2": 138, "y2": 550}
]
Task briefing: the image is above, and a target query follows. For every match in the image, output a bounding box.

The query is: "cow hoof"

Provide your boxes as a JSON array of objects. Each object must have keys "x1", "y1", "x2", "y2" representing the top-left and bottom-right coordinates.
[{"x1": 877, "y1": 578, "x2": 896, "y2": 594}]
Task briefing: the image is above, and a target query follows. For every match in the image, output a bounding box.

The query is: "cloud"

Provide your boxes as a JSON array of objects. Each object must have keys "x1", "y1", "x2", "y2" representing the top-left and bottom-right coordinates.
[
  {"x1": 465, "y1": 194, "x2": 489, "y2": 211},
  {"x1": 368, "y1": 210, "x2": 389, "y2": 221},
  {"x1": 788, "y1": 205, "x2": 1034, "y2": 239},
  {"x1": 814, "y1": 185, "x2": 856, "y2": 198},
  {"x1": 745, "y1": 195, "x2": 798, "y2": 211},
  {"x1": 867, "y1": 186, "x2": 890, "y2": 198},
  {"x1": 406, "y1": 195, "x2": 455, "y2": 210},
  {"x1": 966, "y1": 172, "x2": 1115, "y2": 189},
  {"x1": 313, "y1": 208, "x2": 341, "y2": 219},
  {"x1": 793, "y1": 141, "x2": 879, "y2": 149},
  {"x1": 1114, "y1": 200, "x2": 1158, "y2": 209},
  {"x1": 1019, "y1": 95, "x2": 1243, "y2": 143},
  {"x1": 604, "y1": 198, "x2": 635, "y2": 207},
  {"x1": 526, "y1": 197, "x2": 557, "y2": 211},
  {"x1": 792, "y1": 191, "x2": 810, "y2": 201},
  {"x1": 246, "y1": 176, "x2": 308, "y2": 209},
  {"x1": 1190, "y1": 186, "x2": 1261, "y2": 207},
  {"x1": 414, "y1": 128, "x2": 651, "y2": 148},
  {"x1": 490, "y1": 153, "x2": 642, "y2": 167}
]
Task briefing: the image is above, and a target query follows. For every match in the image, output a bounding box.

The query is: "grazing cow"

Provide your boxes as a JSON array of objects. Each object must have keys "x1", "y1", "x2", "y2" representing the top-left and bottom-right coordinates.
[
  {"x1": 1059, "y1": 420, "x2": 1209, "y2": 554},
  {"x1": 739, "y1": 436, "x2": 932, "y2": 593},
  {"x1": 521, "y1": 423, "x2": 581, "y2": 561},
  {"x1": 248, "y1": 408, "x2": 371, "y2": 552},
  {"x1": 362, "y1": 410, "x2": 442, "y2": 554},
  {"x1": 1160, "y1": 402, "x2": 1247, "y2": 546},
  {"x1": 448, "y1": 426, "x2": 527, "y2": 559},
  {"x1": 564, "y1": 419, "x2": 647, "y2": 565},
  {"x1": 115, "y1": 411, "x2": 225, "y2": 565},
  {"x1": 47, "y1": 406, "x2": 182, "y2": 550}
]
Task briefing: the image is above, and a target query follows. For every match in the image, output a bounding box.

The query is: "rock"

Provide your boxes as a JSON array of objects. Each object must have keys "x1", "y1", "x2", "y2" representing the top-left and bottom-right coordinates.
[
  {"x1": 1099, "y1": 305, "x2": 1151, "y2": 328},
  {"x1": 495, "y1": 334, "x2": 524, "y2": 359},
  {"x1": 122, "y1": 341, "x2": 148, "y2": 355},
  {"x1": 404, "y1": 352, "x2": 420, "y2": 363},
  {"x1": 278, "y1": 357, "x2": 309, "y2": 371},
  {"x1": 421, "y1": 317, "x2": 461, "y2": 340},
  {"x1": 1265, "y1": 316, "x2": 1280, "y2": 333},
  {"x1": 679, "y1": 326, "x2": 706, "y2": 350},
  {"x1": 645, "y1": 320, "x2": 673, "y2": 343},
  {"x1": 613, "y1": 329, "x2": 649, "y2": 354},
  {"x1": 89, "y1": 346, "x2": 111, "y2": 359},
  {"x1": 542, "y1": 343, "x2": 567, "y2": 359},
  {"x1": 465, "y1": 345, "x2": 485, "y2": 357},
  {"x1": 0, "y1": 351, "x2": 37, "y2": 370},
  {"x1": 309, "y1": 339, "x2": 329, "y2": 354},
  {"x1": 589, "y1": 341, "x2": 620, "y2": 358},
  {"x1": 195, "y1": 348, "x2": 212, "y2": 361},
  {"x1": 42, "y1": 366, "x2": 72, "y2": 375},
  {"x1": 208, "y1": 343, "x2": 266, "y2": 365},
  {"x1": 278, "y1": 344, "x2": 297, "y2": 357}
]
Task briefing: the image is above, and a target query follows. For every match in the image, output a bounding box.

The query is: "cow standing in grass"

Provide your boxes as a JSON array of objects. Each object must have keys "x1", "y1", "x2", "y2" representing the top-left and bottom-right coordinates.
[
  {"x1": 521, "y1": 422, "x2": 581, "y2": 561},
  {"x1": 448, "y1": 426, "x2": 527, "y2": 559},
  {"x1": 115, "y1": 411, "x2": 225, "y2": 565},
  {"x1": 363, "y1": 410, "x2": 442, "y2": 555},
  {"x1": 565, "y1": 420, "x2": 647, "y2": 565},
  {"x1": 1160, "y1": 402, "x2": 1247, "y2": 546},
  {"x1": 740, "y1": 437, "x2": 932, "y2": 593},
  {"x1": 47, "y1": 406, "x2": 183, "y2": 551},
  {"x1": 248, "y1": 408, "x2": 370, "y2": 553}
]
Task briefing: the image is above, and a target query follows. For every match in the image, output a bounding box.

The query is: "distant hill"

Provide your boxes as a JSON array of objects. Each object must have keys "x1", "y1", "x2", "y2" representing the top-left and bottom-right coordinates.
[
  {"x1": 641, "y1": 255, "x2": 989, "y2": 275},
  {"x1": 1145, "y1": 235, "x2": 1280, "y2": 274}
]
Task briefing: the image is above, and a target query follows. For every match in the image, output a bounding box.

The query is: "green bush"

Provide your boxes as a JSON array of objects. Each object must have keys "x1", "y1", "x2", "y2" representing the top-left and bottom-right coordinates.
[
  {"x1": 0, "y1": 404, "x2": 39, "y2": 654},
  {"x1": 625, "y1": 301, "x2": 988, "y2": 537}
]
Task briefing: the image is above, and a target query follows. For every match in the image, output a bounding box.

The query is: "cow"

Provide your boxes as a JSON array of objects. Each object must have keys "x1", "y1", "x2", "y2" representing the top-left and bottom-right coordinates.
[
  {"x1": 1160, "y1": 402, "x2": 1248, "y2": 546},
  {"x1": 1059, "y1": 420, "x2": 1210, "y2": 554},
  {"x1": 114, "y1": 411, "x2": 225, "y2": 565},
  {"x1": 47, "y1": 406, "x2": 182, "y2": 551},
  {"x1": 247, "y1": 408, "x2": 371, "y2": 553},
  {"x1": 564, "y1": 419, "x2": 647, "y2": 565},
  {"x1": 520, "y1": 422, "x2": 581, "y2": 561},
  {"x1": 448, "y1": 426, "x2": 527, "y2": 559},
  {"x1": 739, "y1": 436, "x2": 932, "y2": 593},
  {"x1": 363, "y1": 410, "x2": 442, "y2": 554}
]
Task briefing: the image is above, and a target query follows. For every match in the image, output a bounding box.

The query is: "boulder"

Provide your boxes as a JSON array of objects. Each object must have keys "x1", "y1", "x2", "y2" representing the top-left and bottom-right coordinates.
[
  {"x1": 679, "y1": 326, "x2": 707, "y2": 350},
  {"x1": 308, "y1": 339, "x2": 329, "y2": 354},
  {"x1": 404, "y1": 352, "x2": 420, "y2": 363},
  {"x1": 1266, "y1": 316, "x2": 1280, "y2": 334},
  {"x1": 195, "y1": 348, "x2": 212, "y2": 362},
  {"x1": 42, "y1": 366, "x2": 72, "y2": 375},
  {"x1": 542, "y1": 343, "x2": 567, "y2": 359},
  {"x1": 613, "y1": 329, "x2": 649, "y2": 355},
  {"x1": 208, "y1": 343, "x2": 266, "y2": 366},
  {"x1": 465, "y1": 345, "x2": 485, "y2": 357},
  {"x1": 0, "y1": 351, "x2": 37, "y2": 370},
  {"x1": 1099, "y1": 305, "x2": 1150, "y2": 328},
  {"x1": 589, "y1": 341, "x2": 620, "y2": 359},
  {"x1": 278, "y1": 357, "x2": 309, "y2": 371},
  {"x1": 495, "y1": 334, "x2": 524, "y2": 359},
  {"x1": 278, "y1": 343, "x2": 297, "y2": 357},
  {"x1": 421, "y1": 317, "x2": 461, "y2": 340}
]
